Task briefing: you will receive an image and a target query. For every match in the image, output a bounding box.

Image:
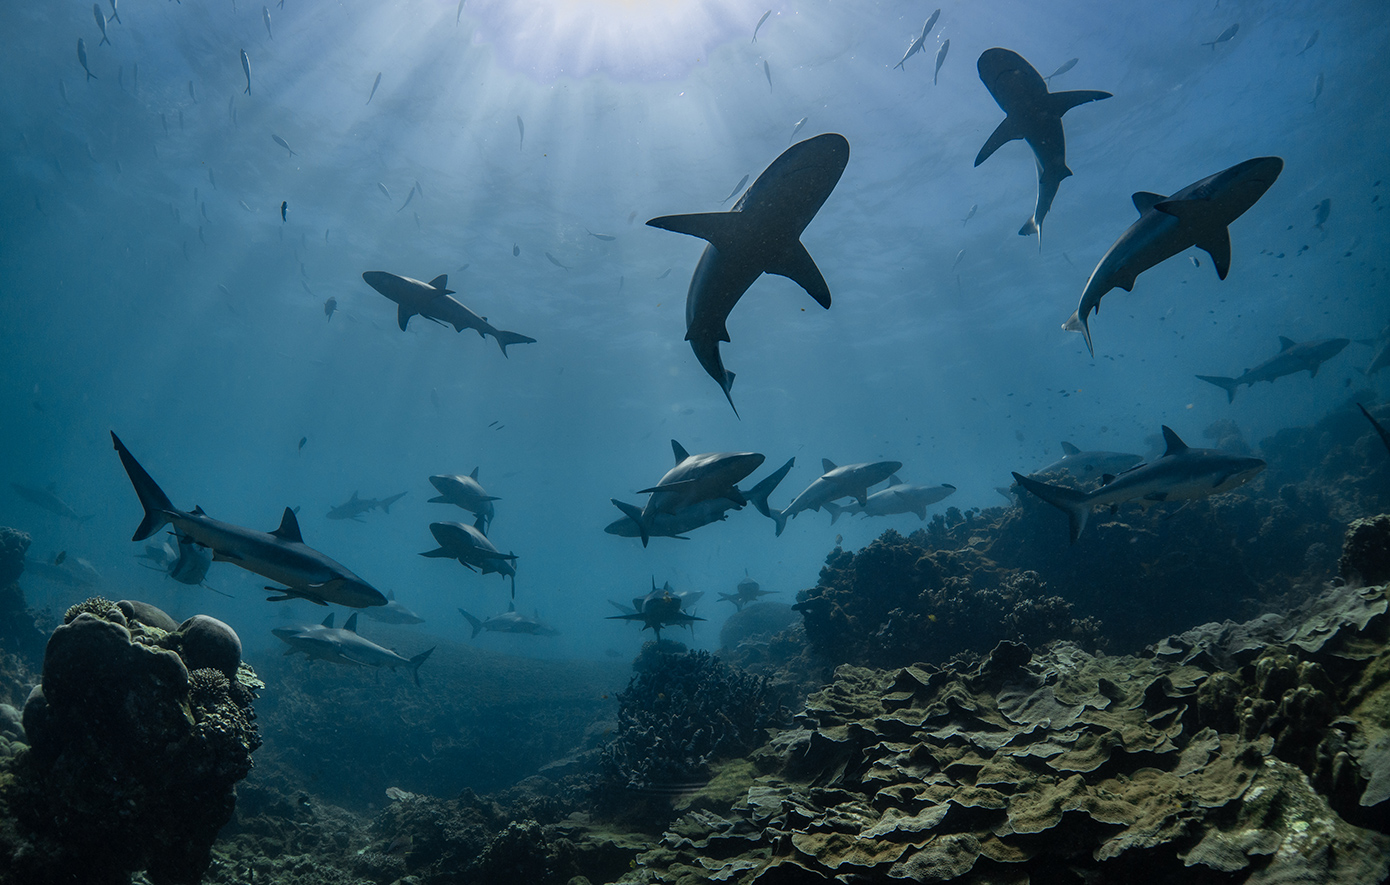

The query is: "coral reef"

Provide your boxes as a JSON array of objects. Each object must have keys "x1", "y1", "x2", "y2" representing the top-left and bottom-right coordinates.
[
  {"x1": 0, "y1": 597, "x2": 261, "y2": 885},
  {"x1": 1342, "y1": 513, "x2": 1390, "y2": 586},
  {"x1": 0, "y1": 526, "x2": 44, "y2": 675},
  {"x1": 0, "y1": 527, "x2": 28, "y2": 588},
  {"x1": 600, "y1": 647, "x2": 786, "y2": 800}
]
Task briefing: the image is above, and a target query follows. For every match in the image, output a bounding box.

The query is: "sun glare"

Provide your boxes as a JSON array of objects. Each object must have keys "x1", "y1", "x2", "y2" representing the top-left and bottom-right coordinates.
[{"x1": 467, "y1": 0, "x2": 766, "y2": 81}]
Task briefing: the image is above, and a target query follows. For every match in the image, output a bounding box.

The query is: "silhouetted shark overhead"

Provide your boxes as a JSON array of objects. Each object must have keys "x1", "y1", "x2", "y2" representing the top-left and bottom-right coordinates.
[
  {"x1": 362, "y1": 271, "x2": 536, "y2": 356},
  {"x1": 647, "y1": 133, "x2": 849, "y2": 414}
]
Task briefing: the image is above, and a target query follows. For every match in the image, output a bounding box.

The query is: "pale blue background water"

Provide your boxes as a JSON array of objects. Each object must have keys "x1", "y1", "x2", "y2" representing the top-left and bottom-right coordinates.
[{"x1": 2, "y1": 0, "x2": 1385, "y2": 659}]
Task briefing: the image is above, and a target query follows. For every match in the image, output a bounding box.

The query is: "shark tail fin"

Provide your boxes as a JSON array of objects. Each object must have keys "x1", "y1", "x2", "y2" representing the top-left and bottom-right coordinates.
[
  {"x1": 459, "y1": 609, "x2": 483, "y2": 639},
  {"x1": 380, "y1": 492, "x2": 407, "y2": 513},
  {"x1": 1011, "y1": 472, "x2": 1091, "y2": 544},
  {"x1": 611, "y1": 499, "x2": 649, "y2": 547},
  {"x1": 490, "y1": 329, "x2": 537, "y2": 357},
  {"x1": 824, "y1": 501, "x2": 844, "y2": 525},
  {"x1": 111, "y1": 432, "x2": 176, "y2": 541},
  {"x1": 409, "y1": 647, "x2": 435, "y2": 686},
  {"x1": 1063, "y1": 310, "x2": 1095, "y2": 357},
  {"x1": 746, "y1": 457, "x2": 795, "y2": 519},
  {"x1": 772, "y1": 508, "x2": 789, "y2": 538},
  {"x1": 1195, "y1": 375, "x2": 1240, "y2": 403}
]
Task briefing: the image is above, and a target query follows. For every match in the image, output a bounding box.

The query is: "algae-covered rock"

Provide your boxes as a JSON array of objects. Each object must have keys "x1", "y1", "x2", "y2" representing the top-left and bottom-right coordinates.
[{"x1": 1341, "y1": 514, "x2": 1390, "y2": 586}]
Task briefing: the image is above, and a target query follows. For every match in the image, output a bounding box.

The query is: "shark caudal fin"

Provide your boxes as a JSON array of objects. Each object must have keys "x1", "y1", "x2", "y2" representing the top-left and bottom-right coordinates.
[
  {"x1": 1011, "y1": 472, "x2": 1092, "y2": 543},
  {"x1": 610, "y1": 499, "x2": 649, "y2": 547},
  {"x1": 1196, "y1": 375, "x2": 1240, "y2": 403},
  {"x1": 111, "y1": 432, "x2": 176, "y2": 542},
  {"x1": 490, "y1": 329, "x2": 537, "y2": 357},
  {"x1": 746, "y1": 457, "x2": 795, "y2": 519},
  {"x1": 1064, "y1": 309, "x2": 1095, "y2": 357},
  {"x1": 824, "y1": 501, "x2": 844, "y2": 525},
  {"x1": 380, "y1": 492, "x2": 407, "y2": 513},
  {"x1": 772, "y1": 508, "x2": 789, "y2": 537},
  {"x1": 459, "y1": 608, "x2": 484, "y2": 639},
  {"x1": 409, "y1": 647, "x2": 435, "y2": 686}
]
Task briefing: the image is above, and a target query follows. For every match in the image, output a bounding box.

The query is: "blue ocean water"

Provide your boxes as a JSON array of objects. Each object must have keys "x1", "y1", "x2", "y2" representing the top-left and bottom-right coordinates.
[{"x1": 0, "y1": 0, "x2": 1386, "y2": 667}]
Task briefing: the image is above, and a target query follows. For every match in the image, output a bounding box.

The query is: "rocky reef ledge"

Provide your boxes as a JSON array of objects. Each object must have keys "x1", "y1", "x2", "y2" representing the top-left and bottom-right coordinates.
[{"x1": 0, "y1": 597, "x2": 262, "y2": 885}]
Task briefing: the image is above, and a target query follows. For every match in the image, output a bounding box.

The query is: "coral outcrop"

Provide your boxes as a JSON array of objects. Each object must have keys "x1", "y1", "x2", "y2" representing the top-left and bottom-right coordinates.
[
  {"x1": 0, "y1": 527, "x2": 44, "y2": 675},
  {"x1": 0, "y1": 597, "x2": 261, "y2": 885}
]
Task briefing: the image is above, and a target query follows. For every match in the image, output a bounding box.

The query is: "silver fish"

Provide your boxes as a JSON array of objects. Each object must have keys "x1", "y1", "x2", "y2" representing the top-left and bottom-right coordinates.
[
  {"x1": 952, "y1": 249, "x2": 964, "y2": 270},
  {"x1": 720, "y1": 173, "x2": 750, "y2": 205},
  {"x1": 752, "y1": 9, "x2": 770, "y2": 42},
  {"x1": 934, "y1": 39, "x2": 949, "y2": 85},
  {"x1": 108, "y1": 0, "x2": 121, "y2": 24},
  {"x1": 272, "y1": 133, "x2": 296, "y2": 155},
  {"x1": 586, "y1": 228, "x2": 615, "y2": 241},
  {"x1": 1202, "y1": 23, "x2": 1238, "y2": 49},
  {"x1": 1044, "y1": 58, "x2": 1078, "y2": 83},
  {"x1": 60, "y1": 79, "x2": 69, "y2": 103},
  {"x1": 545, "y1": 252, "x2": 570, "y2": 270},
  {"x1": 241, "y1": 49, "x2": 251, "y2": 94},
  {"x1": 1297, "y1": 30, "x2": 1318, "y2": 56},
  {"x1": 517, "y1": 114, "x2": 524, "y2": 149},
  {"x1": 77, "y1": 39, "x2": 96, "y2": 81},
  {"x1": 240, "y1": 200, "x2": 252, "y2": 212},
  {"x1": 1313, "y1": 197, "x2": 1330, "y2": 229},
  {"x1": 263, "y1": 6, "x2": 273, "y2": 39},
  {"x1": 397, "y1": 183, "x2": 416, "y2": 212},
  {"x1": 378, "y1": 182, "x2": 391, "y2": 200},
  {"x1": 962, "y1": 203, "x2": 977, "y2": 226},
  {"x1": 1311, "y1": 72, "x2": 1323, "y2": 107},
  {"x1": 763, "y1": 59, "x2": 771, "y2": 91},
  {"x1": 93, "y1": 4, "x2": 110, "y2": 46},
  {"x1": 790, "y1": 116, "x2": 807, "y2": 143},
  {"x1": 367, "y1": 71, "x2": 382, "y2": 104},
  {"x1": 188, "y1": 80, "x2": 196, "y2": 103},
  {"x1": 456, "y1": 0, "x2": 464, "y2": 25}
]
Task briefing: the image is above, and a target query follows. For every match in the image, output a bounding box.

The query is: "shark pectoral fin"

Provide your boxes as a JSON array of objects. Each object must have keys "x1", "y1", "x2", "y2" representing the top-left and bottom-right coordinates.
[
  {"x1": 419, "y1": 547, "x2": 453, "y2": 558},
  {"x1": 1132, "y1": 191, "x2": 1167, "y2": 214},
  {"x1": 397, "y1": 305, "x2": 414, "y2": 331},
  {"x1": 1143, "y1": 492, "x2": 1169, "y2": 502},
  {"x1": 635, "y1": 479, "x2": 700, "y2": 495},
  {"x1": 212, "y1": 550, "x2": 243, "y2": 563},
  {"x1": 975, "y1": 116, "x2": 1022, "y2": 166},
  {"x1": 766, "y1": 241, "x2": 832, "y2": 309},
  {"x1": 1197, "y1": 228, "x2": 1232, "y2": 280},
  {"x1": 646, "y1": 212, "x2": 741, "y2": 251},
  {"x1": 1049, "y1": 89, "x2": 1113, "y2": 115}
]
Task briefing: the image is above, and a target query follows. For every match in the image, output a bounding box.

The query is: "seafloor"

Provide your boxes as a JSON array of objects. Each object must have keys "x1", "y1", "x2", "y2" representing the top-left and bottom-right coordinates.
[{"x1": 1, "y1": 400, "x2": 1389, "y2": 884}]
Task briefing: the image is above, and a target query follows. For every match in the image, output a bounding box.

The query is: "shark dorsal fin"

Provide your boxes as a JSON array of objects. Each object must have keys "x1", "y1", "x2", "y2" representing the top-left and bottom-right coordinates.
[
  {"x1": 321, "y1": 614, "x2": 335, "y2": 628},
  {"x1": 1061, "y1": 441, "x2": 1080, "y2": 455},
  {"x1": 1161, "y1": 426, "x2": 1189, "y2": 456},
  {"x1": 671, "y1": 440, "x2": 690, "y2": 462},
  {"x1": 1132, "y1": 192, "x2": 1167, "y2": 214},
  {"x1": 822, "y1": 458, "x2": 837, "y2": 472},
  {"x1": 428, "y1": 274, "x2": 449, "y2": 290},
  {"x1": 887, "y1": 474, "x2": 902, "y2": 487},
  {"x1": 1279, "y1": 336, "x2": 1296, "y2": 351},
  {"x1": 350, "y1": 491, "x2": 360, "y2": 500},
  {"x1": 272, "y1": 507, "x2": 304, "y2": 543},
  {"x1": 663, "y1": 581, "x2": 674, "y2": 592},
  {"x1": 470, "y1": 466, "x2": 480, "y2": 480},
  {"x1": 344, "y1": 612, "x2": 359, "y2": 632},
  {"x1": 192, "y1": 505, "x2": 207, "y2": 515}
]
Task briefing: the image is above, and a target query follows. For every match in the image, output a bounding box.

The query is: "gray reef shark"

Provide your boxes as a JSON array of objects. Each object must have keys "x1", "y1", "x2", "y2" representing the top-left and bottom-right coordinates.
[
  {"x1": 610, "y1": 440, "x2": 764, "y2": 547},
  {"x1": 274, "y1": 613, "x2": 434, "y2": 685},
  {"x1": 771, "y1": 459, "x2": 902, "y2": 536},
  {"x1": 136, "y1": 531, "x2": 228, "y2": 596},
  {"x1": 824, "y1": 476, "x2": 956, "y2": 522},
  {"x1": 428, "y1": 469, "x2": 499, "y2": 530},
  {"x1": 1029, "y1": 442, "x2": 1144, "y2": 485},
  {"x1": 1196, "y1": 337, "x2": 1350, "y2": 402},
  {"x1": 363, "y1": 589, "x2": 425, "y2": 625},
  {"x1": 647, "y1": 133, "x2": 849, "y2": 414},
  {"x1": 420, "y1": 520, "x2": 517, "y2": 593},
  {"x1": 1011, "y1": 426, "x2": 1266, "y2": 543},
  {"x1": 608, "y1": 455, "x2": 793, "y2": 543},
  {"x1": 974, "y1": 47, "x2": 1112, "y2": 242},
  {"x1": 607, "y1": 581, "x2": 704, "y2": 641},
  {"x1": 718, "y1": 572, "x2": 776, "y2": 610},
  {"x1": 11, "y1": 482, "x2": 92, "y2": 522},
  {"x1": 362, "y1": 271, "x2": 536, "y2": 356},
  {"x1": 112, "y1": 432, "x2": 387, "y2": 608},
  {"x1": 459, "y1": 604, "x2": 558, "y2": 638},
  {"x1": 326, "y1": 490, "x2": 407, "y2": 521},
  {"x1": 1065, "y1": 156, "x2": 1284, "y2": 355}
]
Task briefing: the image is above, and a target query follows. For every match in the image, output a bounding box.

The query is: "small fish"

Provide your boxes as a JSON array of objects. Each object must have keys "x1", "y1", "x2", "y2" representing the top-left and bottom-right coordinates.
[
  {"x1": 281, "y1": 200, "x2": 287, "y2": 221},
  {"x1": 628, "y1": 210, "x2": 637, "y2": 224},
  {"x1": 1202, "y1": 23, "x2": 1238, "y2": 49},
  {"x1": 1044, "y1": 58, "x2": 1078, "y2": 83},
  {"x1": 397, "y1": 183, "x2": 417, "y2": 212},
  {"x1": 586, "y1": 228, "x2": 615, "y2": 241},
  {"x1": 201, "y1": 202, "x2": 210, "y2": 222},
  {"x1": 60, "y1": 79, "x2": 69, "y2": 104},
  {"x1": 55, "y1": 551, "x2": 67, "y2": 565},
  {"x1": 77, "y1": 39, "x2": 97, "y2": 81},
  {"x1": 240, "y1": 200, "x2": 253, "y2": 212},
  {"x1": 752, "y1": 10, "x2": 770, "y2": 42},
  {"x1": 209, "y1": 168, "x2": 216, "y2": 189},
  {"x1": 1190, "y1": 256, "x2": 1201, "y2": 268},
  {"x1": 893, "y1": 10, "x2": 939, "y2": 70},
  {"x1": 298, "y1": 436, "x2": 307, "y2": 452},
  {"x1": 933, "y1": 39, "x2": 949, "y2": 85},
  {"x1": 962, "y1": 203, "x2": 977, "y2": 226},
  {"x1": 413, "y1": 211, "x2": 420, "y2": 228},
  {"x1": 513, "y1": 244, "x2": 520, "y2": 257},
  {"x1": 198, "y1": 226, "x2": 206, "y2": 244},
  {"x1": 763, "y1": 59, "x2": 772, "y2": 91},
  {"x1": 263, "y1": 6, "x2": 273, "y2": 39},
  {"x1": 324, "y1": 297, "x2": 337, "y2": 321},
  {"x1": 457, "y1": 263, "x2": 469, "y2": 272},
  {"x1": 367, "y1": 72, "x2": 382, "y2": 105},
  {"x1": 951, "y1": 250, "x2": 964, "y2": 271},
  {"x1": 241, "y1": 49, "x2": 251, "y2": 94},
  {"x1": 720, "y1": 174, "x2": 749, "y2": 205},
  {"x1": 273, "y1": 134, "x2": 295, "y2": 155},
  {"x1": 834, "y1": 534, "x2": 842, "y2": 546},
  {"x1": 657, "y1": 268, "x2": 671, "y2": 280},
  {"x1": 1311, "y1": 72, "x2": 1323, "y2": 107},
  {"x1": 414, "y1": 179, "x2": 423, "y2": 198},
  {"x1": 1297, "y1": 30, "x2": 1319, "y2": 56},
  {"x1": 378, "y1": 182, "x2": 391, "y2": 200},
  {"x1": 488, "y1": 420, "x2": 498, "y2": 427},
  {"x1": 93, "y1": 4, "x2": 111, "y2": 46},
  {"x1": 1313, "y1": 198, "x2": 1330, "y2": 229},
  {"x1": 517, "y1": 115, "x2": 524, "y2": 149},
  {"x1": 790, "y1": 116, "x2": 807, "y2": 143},
  {"x1": 456, "y1": 0, "x2": 465, "y2": 25},
  {"x1": 301, "y1": 280, "x2": 315, "y2": 296},
  {"x1": 108, "y1": 0, "x2": 120, "y2": 23},
  {"x1": 188, "y1": 79, "x2": 196, "y2": 103},
  {"x1": 545, "y1": 252, "x2": 570, "y2": 270},
  {"x1": 218, "y1": 284, "x2": 232, "y2": 297}
]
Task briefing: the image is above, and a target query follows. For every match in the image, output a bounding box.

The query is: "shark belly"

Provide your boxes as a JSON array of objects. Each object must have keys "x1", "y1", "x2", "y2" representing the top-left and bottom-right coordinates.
[{"x1": 684, "y1": 244, "x2": 765, "y2": 344}]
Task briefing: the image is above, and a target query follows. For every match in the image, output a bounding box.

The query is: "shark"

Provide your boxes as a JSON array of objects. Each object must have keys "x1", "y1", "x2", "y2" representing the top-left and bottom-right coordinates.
[
  {"x1": 136, "y1": 531, "x2": 229, "y2": 596},
  {"x1": 607, "y1": 581, "x2": 705, "y2": 641},
  {"x1": 363, "y1": 589, "x2": 425, "y2": 625},
  {"x1": 111, "y1": 432, "x2": 388, "y2": 608},
  {"x1": 420, "y1": 520, "x2": 517, "y2": 592},
  {"x1": 326, "y1": 490, "x2": 407, "y2": 521},
  {"x1": 646, "y1": 133, "x2": 849, "y2": 414},
  {"x1": 1196, "y1": 337, "x2": 1350, "y2": 402},
  {"x1": 718, "y1": 572, "x2": 776, "y2": 610},
  {"x1": 1029, "y1": 442, "x2": 1144, "y2": 484},
  {"x1": 274, "y1": 612, "x2": 434, "y2": 685},
  {"x1": 459, "y1": 604, "x2": 558, "y2": 638},
  {"x1": 609, "y1": 440, "x2": 764, "y2": 547},
  {"x1": 974, "y1": 47, "x2": 1112, "y2": 242},
  {"x1": 608, "y1": 455, "x2": 793, "y2": 543},
  {"x1": 823, "y1": 476, "x2": 956, "y2": 523},
  {"x1": 11, "y1": 482, "x2": 92, "y2": 522},
  {"x1": 362, "y1": 271, "x2": 536, "y2": 356},
  {"x1": 771, "y1": 459, "x2": 902, "y2": 536},
  {"x1": 1064, "y1": 156, "x2": 1284, "y2": 356},
  {"x1": 428, "y1": 469, "x2": 499, "y2": 530},
  {"x1": 1011, "y1": 425, "x2": 1266, "y2": 543}
]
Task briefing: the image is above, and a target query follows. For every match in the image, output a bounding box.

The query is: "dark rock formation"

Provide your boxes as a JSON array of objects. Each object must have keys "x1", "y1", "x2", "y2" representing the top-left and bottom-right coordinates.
[
  {"x1": 1342, "y1": 513, "x2": 1390, "y2": 586},
  {"x1": 0, "y1": 527, "x2": 44, "y2": 670},
  {"x1": 0, "y1": 597, "x2": 261, "y2": 885}
]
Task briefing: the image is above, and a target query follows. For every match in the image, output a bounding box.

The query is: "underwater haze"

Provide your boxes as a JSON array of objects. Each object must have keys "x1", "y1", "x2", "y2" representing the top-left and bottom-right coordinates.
[{"x1": 1, "y1": 0, "x2": 1387, "y2": 668}]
